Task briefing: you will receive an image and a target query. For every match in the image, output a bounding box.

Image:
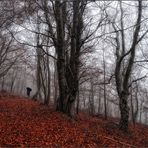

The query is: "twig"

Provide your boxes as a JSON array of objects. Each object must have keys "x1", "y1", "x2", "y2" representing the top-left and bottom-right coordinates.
[{"x1": 98, "y1": 134, "x2": 137, "y2": 148}]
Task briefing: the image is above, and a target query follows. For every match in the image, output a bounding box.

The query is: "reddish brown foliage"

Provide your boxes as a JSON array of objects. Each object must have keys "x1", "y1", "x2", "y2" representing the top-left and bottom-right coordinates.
[{"x1": 0, "y1": 94, "x2": 148, "y2": 147}]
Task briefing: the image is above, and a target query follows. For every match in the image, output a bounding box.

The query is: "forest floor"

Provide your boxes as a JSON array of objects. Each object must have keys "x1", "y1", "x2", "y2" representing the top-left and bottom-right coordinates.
[{"x1": 0, "y1": 93, "x2": 148, "y2": 147}]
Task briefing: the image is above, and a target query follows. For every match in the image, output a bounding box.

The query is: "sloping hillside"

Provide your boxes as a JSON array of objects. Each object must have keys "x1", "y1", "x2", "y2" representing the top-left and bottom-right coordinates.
[{"x1": 0, "y1": 94, "x2": 148, "y2": 147}]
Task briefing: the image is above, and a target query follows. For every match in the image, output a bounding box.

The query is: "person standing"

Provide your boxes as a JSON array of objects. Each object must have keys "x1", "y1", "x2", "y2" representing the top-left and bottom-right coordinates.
[{"x1": 26, "y1": 87, "x2": 32, "y2": 97}]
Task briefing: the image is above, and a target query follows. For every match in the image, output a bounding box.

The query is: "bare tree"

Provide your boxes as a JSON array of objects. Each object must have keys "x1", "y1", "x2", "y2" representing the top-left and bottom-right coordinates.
[{"x1": 110, "y1": 1, "x2": 143, "y2": 131}]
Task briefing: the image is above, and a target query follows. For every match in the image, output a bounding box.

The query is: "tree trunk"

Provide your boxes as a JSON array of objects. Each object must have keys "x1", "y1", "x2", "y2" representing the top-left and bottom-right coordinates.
[
  {"x1": 119, "y1": 92, "x2": 129, "y2": 131},
  {"x1": 1, "y1": 76, "x2": 5, "y2": 90},
  {"x1": 113, "y1": 0, "x2": 142, "y2": 132},
  {"x1": 54, "y1": 57, "x2": 58, "y2": 105},
  {"x1": 130, "y1": 90, "x2": 135, "y2": 125},
  {"x1": 83, "y1": 91, "x2": 86, "y2": 109},
  {"x1": 89, "y1": 80, "x2": 94, "y2": 115},
  {"x1": 139, "y1": 101, "x2": 143, "y2": 123},
  {"x1": 56, "y1": 0, "x2": 84, "y2": 117},
  {"x1": 103, "y1": 49, "x2": 107, "y2": 119},
  {"x1": 76, "y1": 89, "x2": 80, "y2": 114},
  {"x1": 55, "y1": 0, "x2": 67, "y2": 113},
  {"x1": 98, "y1": 87, "x2": 101, "y2": 114},
  {"x1": 134, "y1": 85, "x2": 139, "y2": 123}
]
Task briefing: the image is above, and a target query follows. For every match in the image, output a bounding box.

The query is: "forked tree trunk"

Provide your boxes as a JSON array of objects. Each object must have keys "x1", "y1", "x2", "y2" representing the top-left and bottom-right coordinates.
[
  {"x1": 56, "y1": 0, "x2": 84, "y2": 117},
  {"x1": 114, "y1": 0, "x2": 142, "y2": 132}
]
